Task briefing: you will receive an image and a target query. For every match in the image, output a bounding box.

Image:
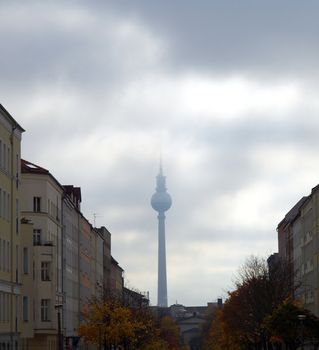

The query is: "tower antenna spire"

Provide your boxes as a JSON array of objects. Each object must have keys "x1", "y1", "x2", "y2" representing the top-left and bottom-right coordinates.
[{"x1": 159, "y1": 152, "x2": 163, "y2": 175}]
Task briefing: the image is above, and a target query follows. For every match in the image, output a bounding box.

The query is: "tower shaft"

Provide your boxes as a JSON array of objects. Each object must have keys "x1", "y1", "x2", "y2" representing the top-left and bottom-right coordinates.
[{"x1": 157, "y1": 212, "x2": 167, "y2": 307}]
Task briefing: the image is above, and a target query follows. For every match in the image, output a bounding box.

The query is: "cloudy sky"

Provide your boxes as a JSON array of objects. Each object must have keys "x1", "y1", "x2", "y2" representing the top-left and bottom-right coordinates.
[{"x1": 1, "y1": 0, "x2": 319, "y2": 306}]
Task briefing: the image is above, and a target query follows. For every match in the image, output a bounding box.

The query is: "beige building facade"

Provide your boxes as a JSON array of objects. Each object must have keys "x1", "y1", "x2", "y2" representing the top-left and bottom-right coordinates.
[
  {"x1": 20, "y1": 159, "x2": 64, "y2": 349},
  {"x1": 0, "y1": 105, "x2": 24, "y2": 349}
]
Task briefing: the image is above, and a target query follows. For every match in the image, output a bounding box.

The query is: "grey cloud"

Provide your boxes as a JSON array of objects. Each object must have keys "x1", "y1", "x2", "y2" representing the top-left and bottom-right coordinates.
[
  {"x1": 2, "y1": 0, "x2": 319, "y2": 305},
  {"x1": 100, "y1": 0, "x2": 319, "y2": 78}
]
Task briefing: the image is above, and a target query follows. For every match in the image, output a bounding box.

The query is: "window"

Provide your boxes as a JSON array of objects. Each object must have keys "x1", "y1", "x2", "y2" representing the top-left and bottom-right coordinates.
[
  {"x1": 5, "y1": 294, "x2": 8, "y2": 323},
  {"x1": 3, "y1": 144, "x2": 6, "y2": 171},
  {"x1": 3, "y1": 191, "x2": 6, "y2": 220},
  {"x1": 23, "y1": 248, "x2": 28, "y2": 274},
  {"x1": 7, "y1": 242, "x2": 10, "y2": 272},
  {"x1": 33, "y1": 229, "x2": 41, "y2": 246},
  {"x1": 7, "y1": 147, "x2": 10, "y2": 174},
  {"x1": 7, "y1": 193, "x2": 10, "y2": 221},
  {"x1": 0, "y1": 189, "x2": 2, "y2": 218},
  {"x1": 0, "y1": 140, "x2": 2, "y2": 167},
  {"x1": 23, "y1": 296, "x2": 28, "y2": 321},
  {"x1": 16, "y1": 154, "x2": 19, "y2": 189},
  {"x1": 3, "y1": 241, "x2": 6, "y2": 272},
  {"x1": 1, "y1": 240, "x2": 4, "y2": 271},
  {"x1": 41, "y1": 299, "x2": 51, "y2": 321},
  {"x1": 33, "y1": 197, "x2": 41, "y2": 212},
  {"x1": 41, "y1": 262, "x2": 51, "y2": 281},
  {"x1": 16, "y1": 245, "x2": 18, "y2": 282},
  {"x1": 16, "y1": 198, "x2": 19, "y2": 234},
  {"x1": 0, "y1": 292, "x2": 2, "y2": 322}
]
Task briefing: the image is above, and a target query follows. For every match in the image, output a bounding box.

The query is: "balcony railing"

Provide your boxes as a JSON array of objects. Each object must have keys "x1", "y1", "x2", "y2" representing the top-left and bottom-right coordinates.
[{"x1": 33, "y1": 240, "x2": 54, "y2": 247}]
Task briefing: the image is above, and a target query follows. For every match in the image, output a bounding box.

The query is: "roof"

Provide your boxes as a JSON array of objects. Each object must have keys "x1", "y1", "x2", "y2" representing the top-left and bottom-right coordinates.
[
  {"x1": 177, "y1": 315, "x2": 206, "y2": 323},
  {"x1": 21, "y1": 159, "x2": 50, "y2": 175},
  {"x1": 181, "y1": 327, "x2": 202, "y2": 334},
  {"x1": 111, "y1": 256, "x2": 124, "y2": 271},
  {"x1": 21, "y1": 159, "x2": 64, "y2": 194},
  {"x1": 63, "y1": 185, "x2": 82, "y2": 202},
  {"x1": 277, "y1": 196, "x2": 308, "y2": 229},
  {"x1": 0, "y1": 104, "x2": 25, "y2": 132}
]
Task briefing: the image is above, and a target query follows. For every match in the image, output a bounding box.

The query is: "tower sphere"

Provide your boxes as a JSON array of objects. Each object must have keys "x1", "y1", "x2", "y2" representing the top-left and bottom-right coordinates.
[{"x1": 151, "y1": 192, "x2": 172, "y2": 212}]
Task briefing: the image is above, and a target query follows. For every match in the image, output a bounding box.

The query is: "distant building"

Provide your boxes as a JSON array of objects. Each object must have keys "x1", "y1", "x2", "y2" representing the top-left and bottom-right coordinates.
[
  {"x1": 152, "y1": 300, "x2": 222, "y2": 350},
  {"x1": 123, "y1": 287, "x2": 149, "y2": 308},
  {"x1": 173, "y1": 301, "x2": 222, "y2": 350}
]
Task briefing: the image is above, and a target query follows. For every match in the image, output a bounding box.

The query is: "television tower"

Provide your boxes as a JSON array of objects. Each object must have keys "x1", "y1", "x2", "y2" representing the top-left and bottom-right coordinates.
[{"x1": 151, "y1": 160, "x2": 172, "y2": 307}]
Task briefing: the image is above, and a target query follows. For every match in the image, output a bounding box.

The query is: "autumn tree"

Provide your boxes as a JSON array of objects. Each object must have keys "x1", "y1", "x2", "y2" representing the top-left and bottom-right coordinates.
[
  {"x1": 203, "y1": 255, "x2": 298, "y2": 350},
  {"x1": 78, "y1": 292, "x2": 191, "y2": 349},
  {"x1": 78, "y1": 295, "x2": 165, "y2": 349},
  {"x1": 203, "y1": 307, "x2": 243, "y2": 350},
  {"x1": 265, "y1": 298, "x2": 319, "y2": 350},
  {"x1": 159, "y1": 316, "x2": 181, "y2": 349}
]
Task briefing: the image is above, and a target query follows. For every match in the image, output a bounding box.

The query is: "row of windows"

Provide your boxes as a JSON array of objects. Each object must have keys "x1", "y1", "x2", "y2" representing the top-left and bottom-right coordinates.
[
  {"x1": 0, "y1": 343, "x2": 12, "y2": 350},
  {"x1": 0, "y1": 293, "x2": 50, "y2": 324},
  {"x1": 0, "y1": 292, "x2": 10, "y2": 323},
  {"x1": 23, "y1": 243, "x2": 51, "y2": 282},
  {"x1": 21, "y1": 297, "x2": 51, "y2": 322},
  {"x1": 0, "y1": 239, "x2": 10, "y2": 272}
]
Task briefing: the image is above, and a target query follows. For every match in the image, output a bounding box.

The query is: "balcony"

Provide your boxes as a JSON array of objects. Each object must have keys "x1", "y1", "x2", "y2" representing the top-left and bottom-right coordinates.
[{"x1": 33, "y1": 240, "x2": 54, "y2": 247}]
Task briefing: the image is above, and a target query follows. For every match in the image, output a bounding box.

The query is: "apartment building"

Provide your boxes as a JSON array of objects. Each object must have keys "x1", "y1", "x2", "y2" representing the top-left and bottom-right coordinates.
[
  {"x1": 97, "y1": 227, "x2": 111, "y2": 293},
  {"x1": 0, "y1": 105, "x2": 24, "y2": 349},
  {"x1": 110, "y1": 257, "x2": 124, "y2": 298},
  {"x1": 62, "y1": 185, "x2": 81, "y2": 349},
  {"x1": 278, "y1": 186, "x2": 319, "y2": 317},
  {"x1": 20, "y1": 159, "x2": 64, "y2": 349}
]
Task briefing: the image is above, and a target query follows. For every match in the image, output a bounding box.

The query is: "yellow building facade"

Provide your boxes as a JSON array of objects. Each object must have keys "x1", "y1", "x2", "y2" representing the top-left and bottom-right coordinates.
[{"x1": 0, "y1": 105, "x2": 24, "y2": 349}]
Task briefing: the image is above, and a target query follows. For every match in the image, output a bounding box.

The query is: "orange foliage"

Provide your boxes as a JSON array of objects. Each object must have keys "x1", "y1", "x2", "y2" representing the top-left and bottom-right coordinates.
[{"x1": 78, "y1": 298, "x2": 175, "y2": 349}]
